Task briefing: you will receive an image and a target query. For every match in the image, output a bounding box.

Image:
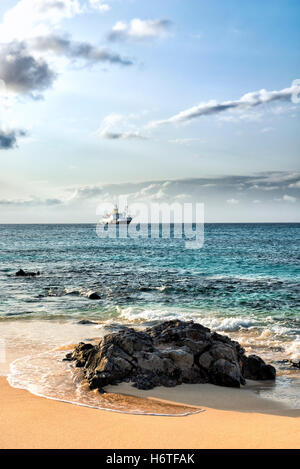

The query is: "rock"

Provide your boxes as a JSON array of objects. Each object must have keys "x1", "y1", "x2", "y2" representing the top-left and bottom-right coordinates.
[
  {"x1": 290, "y1": 360, "x2": 300, "y2": 369},
  {"x1": 162, "y1": 347, "x2": 194, "y2": 370},
  {"x1": 198, "y1": 351, "x2": 213, "y2": 370},
  {"x1": 88, "y1": 292, "x2": 100, "y2": 300},
  {"x1": 210, "y1": 359, "x2": 245, "y2": 388},
  {"x1": 209, "y1": 344, "x2": 238, "y2": 363},
  {"x1": 77, "y1": 319, "x2": 97, "y2": 325},
  {"x1": 16, "y1": 269, "x2": 40, "y2": 277},
  {"x1": 65, "y1": 320, "x2": 276, "y2": 392},
  {"x1": 242, "y1": 354, "x2": 276, "y2": 380},
  {"x1": 16, "y1": 269, "x2": 26, "y2": 277}
]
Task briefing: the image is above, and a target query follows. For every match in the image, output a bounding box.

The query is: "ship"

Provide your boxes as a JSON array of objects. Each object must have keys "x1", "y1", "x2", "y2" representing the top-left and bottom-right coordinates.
[{"x1": 101, "y1": 205, "x2": 132, "y2": 225}]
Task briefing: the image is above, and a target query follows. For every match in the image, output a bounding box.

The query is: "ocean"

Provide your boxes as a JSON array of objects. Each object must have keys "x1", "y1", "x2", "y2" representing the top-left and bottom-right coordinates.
[{"x1": 0, "y1": 223, "x2": 299, "y2": 413}]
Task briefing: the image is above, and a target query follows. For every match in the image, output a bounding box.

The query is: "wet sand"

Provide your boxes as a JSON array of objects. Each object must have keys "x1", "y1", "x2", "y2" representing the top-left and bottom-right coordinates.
[{"x1": 1, "y1": 377, "x2": 300, "y2": 449}]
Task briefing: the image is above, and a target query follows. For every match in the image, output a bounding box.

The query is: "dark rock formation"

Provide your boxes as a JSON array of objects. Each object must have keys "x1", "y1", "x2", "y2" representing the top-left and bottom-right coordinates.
[
  {"x1": 241, "y1": 354, "x2": 276, "y2": 380},
  {"x1": 65, "y1": 320, "x2": 276, "y2": 392},
  {"x1": 16, "y1": 269, "x2": 40, "y2": 277},
  {"x1": 88, "y1": 292, "x2": 100, "y2": 300},
  {"x1": 77, "y1": 319, "x2": 98, "y2": 325}
]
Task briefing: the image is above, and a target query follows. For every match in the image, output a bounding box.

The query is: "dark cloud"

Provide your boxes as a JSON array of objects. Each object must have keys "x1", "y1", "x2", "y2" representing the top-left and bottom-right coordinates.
[
  {"x1": 0, "y1": 34, "x2": 132, "y2": 99},
  {"x1": 0, "y1": 41, "x2": 56, "y2": 97},
  {"x1": 0, "y1": 128, "x2": 27, "y2": 150},
  {"x1": 99, "y1": 130, "x2": 147, "y2": 140},
  {"x1": 30, "y1": 34, "x2": 133, "y2": 66},
  {"x1": 69, "y1": 171, "x2": 300, "y2": 204}
]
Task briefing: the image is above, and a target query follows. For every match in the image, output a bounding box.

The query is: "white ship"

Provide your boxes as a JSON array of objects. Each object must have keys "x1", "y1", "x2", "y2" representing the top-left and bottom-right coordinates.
[{"x1": 101, "y1": 205, "x2": 132, "y2": 225}]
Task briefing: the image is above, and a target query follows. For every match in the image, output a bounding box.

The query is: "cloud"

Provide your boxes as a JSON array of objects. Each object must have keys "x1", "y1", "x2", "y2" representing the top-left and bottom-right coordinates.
[
  {"x1": 0, "y1": 33, "x2": 132, "y2": 98},
  {"x1": 99, "y1": 130, "x2": 147, "y2": 140},
  {"x1": 226, "y1": 198, "x2": 239, "y2": 205},
  {"x1": 148, "y1": 83, "x2": 300, "y2": 128},
  {"x1": 30, "y1": 33, "x2": 133, "y2": 66},
  {"x1": 3, "y1": 172, "x2": 299, "y2": 223},
  {"x1": 275, "y1": 194, "x2": 297, "y2": 203},
  {"x1": 0, "y1": 127, "x2": 27, "y2": 149},
  {"x1": 66, "y1": 172, "x2": 300, "y2": 205},
  {"x1": 96, "y1": 112, "x2": 147, "y2": 140},
  {"x1": 108, "y1": 18, "x2": 172, "y2": 42},
  {"x1": 169, "y1": 138, "x2": 204, "y2": 145},
  {"x1": 88, "y1": 172, "x2": 300, "y2": 205},
  {"x1": 0, "y1": 0, "x2": 82, "y2": 42},
  {"x1": 69, "y1": 185, "x2": 104, "y2": 200},
  {"x1": 0, "y1": 197, "x2": 62, "y2": 206},
  {"x1": 0, "y1": 41, "x2": 57, "y2": 97},
  {"x1": 288, "y1": 181, "x2": 300, "y2": 189},
  {"x1": 261, "y1": 126, "x2": 275, "y2": 133},
  {"x1": 89, "y1": 0, "x2": 111, "y2": 12}
]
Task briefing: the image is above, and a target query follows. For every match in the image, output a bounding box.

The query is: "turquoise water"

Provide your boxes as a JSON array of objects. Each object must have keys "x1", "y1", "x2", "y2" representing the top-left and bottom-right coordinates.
[
  {"x1": 0, "y1": 223, "x2": 299, "y2": 410},
  {"x1": 0, "y1": 223, "x2": 299, "y2": 321}
]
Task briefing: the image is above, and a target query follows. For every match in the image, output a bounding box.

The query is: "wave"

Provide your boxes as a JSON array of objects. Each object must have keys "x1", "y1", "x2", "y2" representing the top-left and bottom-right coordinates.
[
  {"x1": 7, "y1": 350, "x2": 202, "y2": 417},
  {"x1": 285, "y1": 338, "x2": 300, "y2": 360},
  {"x1": 116, "y1": 305, "x2": 259, "y2": 331}
]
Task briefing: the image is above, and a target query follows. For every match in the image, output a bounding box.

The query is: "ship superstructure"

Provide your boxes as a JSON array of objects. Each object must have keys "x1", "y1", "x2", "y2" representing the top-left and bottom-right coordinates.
[{"x1": 101, "y1": 205, "x2": 132, "y2": 225}]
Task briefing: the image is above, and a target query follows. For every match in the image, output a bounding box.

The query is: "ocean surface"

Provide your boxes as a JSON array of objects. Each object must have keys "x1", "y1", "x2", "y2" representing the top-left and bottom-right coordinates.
[{"x1": 0, "y1": 223, "x2": 299, "y2": 413}]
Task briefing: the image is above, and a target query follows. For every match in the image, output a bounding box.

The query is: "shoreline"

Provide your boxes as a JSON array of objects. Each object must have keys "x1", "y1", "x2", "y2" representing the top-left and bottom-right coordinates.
[{"x1": 1, "y1": 377, "x2": 300, "y2": 449}]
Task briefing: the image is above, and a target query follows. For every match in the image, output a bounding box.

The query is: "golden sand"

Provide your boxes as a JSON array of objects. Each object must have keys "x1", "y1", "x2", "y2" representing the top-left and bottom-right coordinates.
[{"x1": 1, "y1": 378, "x2": 300, "y2": 449}]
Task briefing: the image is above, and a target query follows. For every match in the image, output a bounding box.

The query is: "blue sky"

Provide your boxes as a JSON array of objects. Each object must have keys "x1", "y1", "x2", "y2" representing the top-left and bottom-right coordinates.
[{"x1": 0, "y1": 0, "x2": 299, "y2": 222}]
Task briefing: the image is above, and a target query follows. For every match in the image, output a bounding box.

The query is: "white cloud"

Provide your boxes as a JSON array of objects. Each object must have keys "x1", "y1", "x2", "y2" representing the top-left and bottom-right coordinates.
[
  {"x1": 283, "y1": 194, "x2": 297, "y2": 203},
  {"x1": 275, "y1": 194, "x2": 297, "y2": 203},
  {"x1": 89, "y1": 0, "x2": 110, "y2": 12},
  {"x1": 0, "y1": 0, "x2": 82, "y2": 42},
  {"x1": 148, "y1": 83, "x2": 300, "y2": 128},
  {"x1": 226, "y1": 198, "x2": 239, "y2": 205},
  {"x1": 108, "y1": 18, "x2": 172, "y2": 42},
  {"x1": 288, "y1": 181, "x2": 300, "y2": 188},
  {"x1": 96, "y1": 112, "x2": 147, "y2": 140},
  {"x1": 260, "y1": 126, "x2": 274, "y2": 133}
]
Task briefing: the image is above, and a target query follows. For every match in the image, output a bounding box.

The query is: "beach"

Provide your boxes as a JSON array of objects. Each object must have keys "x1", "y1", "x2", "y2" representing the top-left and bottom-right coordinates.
[
  {"x1": 1, "y1": 377, "x2": 300, "y2": 449},
  {"x1": 0, "y1": 223, "x2": 299, "y2": 449}
]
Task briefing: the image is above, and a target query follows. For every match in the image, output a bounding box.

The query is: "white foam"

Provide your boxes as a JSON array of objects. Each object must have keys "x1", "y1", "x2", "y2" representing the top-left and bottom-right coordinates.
[
  {"x1": 118, "y1": 306, "x2": 197, "y2": 323},
  {"x1": 285, "y1": 337, "x2": 300, "y2": 360},
  {"x1": 199, "y1": 317, "x2": 258, "y2": 332},
  {"x1": 117, "y1": 306, "x2": 261, "y2": 332},
  {"x1": 7, "y1": 350, "x2": 202, "y2": 417}
]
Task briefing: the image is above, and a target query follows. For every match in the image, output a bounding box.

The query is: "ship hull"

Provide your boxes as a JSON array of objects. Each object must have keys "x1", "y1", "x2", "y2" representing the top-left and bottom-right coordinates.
[{"x1": 102, "y1": 219, "x2": 132, "y2": 225}]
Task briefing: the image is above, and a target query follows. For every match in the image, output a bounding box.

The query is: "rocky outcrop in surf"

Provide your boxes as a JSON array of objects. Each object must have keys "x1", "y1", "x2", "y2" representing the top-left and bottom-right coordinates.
[
  {"x1": 65, "y1": 320, "x2": 276, "y2": 391},
  {"x1": 16, "y1": 269, "x2": 40, "y2": 277}
]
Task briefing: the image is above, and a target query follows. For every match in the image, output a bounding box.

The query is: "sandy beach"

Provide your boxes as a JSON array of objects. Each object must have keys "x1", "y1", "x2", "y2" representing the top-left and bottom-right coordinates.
[{"x1": 1, "y1": 377, "x2": 300, "y2": 449}]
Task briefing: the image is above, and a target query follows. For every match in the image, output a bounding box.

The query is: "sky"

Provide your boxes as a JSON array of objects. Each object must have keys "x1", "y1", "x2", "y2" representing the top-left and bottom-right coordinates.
[{"x1": 0, "y1": 0, "x2": 299, "y2": 223}]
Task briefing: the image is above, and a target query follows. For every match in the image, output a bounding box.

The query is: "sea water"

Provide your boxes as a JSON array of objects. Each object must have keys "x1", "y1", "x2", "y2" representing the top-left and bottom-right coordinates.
[{"x1": 0, "y1": 223, "x2": 299, "y2": 412}]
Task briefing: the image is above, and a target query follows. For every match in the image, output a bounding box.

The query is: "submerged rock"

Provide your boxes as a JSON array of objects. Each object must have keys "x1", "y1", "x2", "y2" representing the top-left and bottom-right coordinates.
[
  {"x1": 65, "y1": 319, "x2": 276, "y2": 392},
  {"x1": 16, "y1": 269, "x2": 40, "y2": 277},
  {"x1": 77, "y1": 319, "x2": 98, "y2": 325},
  {"x1": 88, "y1": 292, "x2": 100, "y2": 300},
  {"x1": 290, "y1": 360, "x2": 300, "y2": 369}
]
